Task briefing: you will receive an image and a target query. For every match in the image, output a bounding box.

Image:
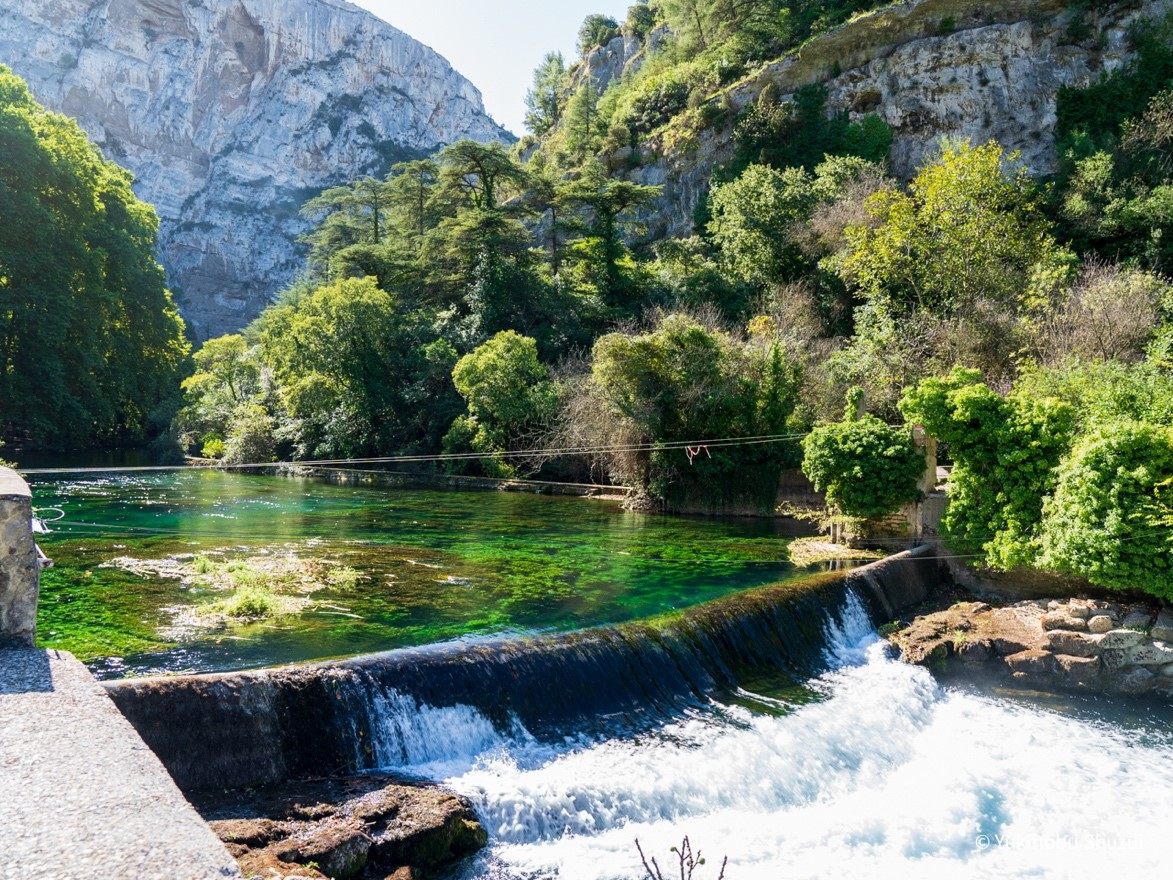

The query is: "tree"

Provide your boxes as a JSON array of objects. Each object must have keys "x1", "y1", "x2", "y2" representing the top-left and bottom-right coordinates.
[
  {"x1": 562, "y1": 313, "x2": 801, "y2": 510},
  {"x1": 561, "y1": 163, "x2": 661, "y2": 308},
  {"x1": 525, "y1": 52, "x2": 568, "y2": 136},
  {"x1": 437, "y1": 140, "x2": 528, "y2": 211},
  {"x1": 578, "y1": 14, "x2": 620, "y2": 56},
  {"x1": 1038, "y1": 422, "x2": 1173, "y2": 599},
  {"x1": 841, "y1": 141, "x2": 1059, "y2": 315},
  {"x1": 0, "y1": 65, "x2": 189, "y2": 450},
  {"x1": 802, "y1": 405, "x2": 924, "y2": 520},
  {"x1": 444, "y1": 331, "x2": 559, "y2": 475},
  {"x1": 564, "y1": 82, "x2": 603, "y2": 162},
  {"x1": 708, "y1": 163, "x2": 819, "y2": 285},
  {"x1": 255, "y1": 277, "x2": 451, "y2": 458},
  {"x1": 301, "y1": 177, "x2": 395, "y2": 274},
  {"x1": 176, "y1": 334, "x2": 262, "y2": 452}
]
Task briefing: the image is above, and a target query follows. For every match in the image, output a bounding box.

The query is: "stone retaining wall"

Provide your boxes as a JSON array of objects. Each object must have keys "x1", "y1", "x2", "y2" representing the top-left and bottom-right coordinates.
[{"x1": 0, "y1": 467, "x2": 38, "y2": 648}]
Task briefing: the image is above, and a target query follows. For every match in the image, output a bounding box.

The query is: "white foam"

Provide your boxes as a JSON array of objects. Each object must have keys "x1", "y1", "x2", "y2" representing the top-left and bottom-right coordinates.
[{"x1": 365, "y1": 594, "x2": 1171, "y2": 879}]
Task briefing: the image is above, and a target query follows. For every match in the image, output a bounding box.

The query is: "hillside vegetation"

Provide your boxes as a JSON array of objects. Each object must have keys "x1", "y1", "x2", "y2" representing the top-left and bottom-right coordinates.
[{"x1": 162, "y1": 0, "x2": 1173, "y2": 596}]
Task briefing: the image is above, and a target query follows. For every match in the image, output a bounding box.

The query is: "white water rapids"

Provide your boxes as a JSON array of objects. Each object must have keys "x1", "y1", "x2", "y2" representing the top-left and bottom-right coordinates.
[{"x1": 366, "y1": 592, "x2": 1171, "y2": 879}]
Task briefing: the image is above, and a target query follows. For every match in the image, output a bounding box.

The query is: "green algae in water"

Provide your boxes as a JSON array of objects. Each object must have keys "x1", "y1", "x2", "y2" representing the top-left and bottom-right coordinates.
[{"x1": 32, "y1": 471, "x2": 818, "y2": 679}]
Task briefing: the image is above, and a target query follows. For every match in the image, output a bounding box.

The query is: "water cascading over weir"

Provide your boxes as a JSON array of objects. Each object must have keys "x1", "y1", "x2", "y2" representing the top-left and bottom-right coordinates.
[{"x1": 105, "y1": 548, "x2": 945, "y2": 794}]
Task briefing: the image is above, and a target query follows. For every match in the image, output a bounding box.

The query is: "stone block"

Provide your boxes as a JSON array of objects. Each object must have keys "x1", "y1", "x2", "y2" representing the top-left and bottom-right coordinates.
[
  {"x1": 1099, "y1": 629, "x2": 1145, "y2": 650},
  {"x1": 1045, "y1": 630, "x2": 1102, "y2": 658},
  {"x1": 1105, "y1": 666, "x2": 1155, "y2": 696},
  {"x1": 1087, "y1": 615, "x2": 1114, "y2": 634},
  {"x1": 1122, "y1": 610, "x2": 1154, "y2": 632},
  {"x1": 1152, "y1": 609, "x2": 1173, "y2": 643},
  {"x1": 1005, "y1": 649, "x2": 1057, "y2": 677},
  {"x1": 1055, "y1": 654, "x2": 1100, "y2": 688},
  {"x1": 1041, "y1": 611, "x2": 1086, "y2": 632}
]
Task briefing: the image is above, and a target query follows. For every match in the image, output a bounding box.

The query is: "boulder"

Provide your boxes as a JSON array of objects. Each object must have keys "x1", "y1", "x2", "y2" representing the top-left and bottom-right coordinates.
[
  {"x1": 1105, "y1": 666, "x2": 1155, "y2": 696},
  {"x1": 1066, "y1": 601, "x2": 1092, "y2": 619},
  {"x1": 1055, "y1": 654, "x2": 1101, "y2": 688},
  {"x1": 1006, "y1": 649, "x2": 1057, "y2": 677},
  {"x1": 1087, "y1": 615, "x2": 1115, "y2": 634},
  {"x1": 1041, "y1": 611, "x2": 1087, "y2": 632},
  {"x1": 1122, "y1": 610, "x2": 1155, "y2": 632},
  {"x1": 1152, "y1": 609, "x2": 1173, "y2": 643},
  {"x1": 1118, "y1": 641, "x2": 1173, "y2": 668},
  {"x1": 1099, "y1": 629, "x2": 1145, "y2": 650},
  {"x1": 198, "y1": 775, "x2": 487, "y2": 880},
  {"x1": 1045, "y1": 630, "x2": 1103, "y2": 658}
]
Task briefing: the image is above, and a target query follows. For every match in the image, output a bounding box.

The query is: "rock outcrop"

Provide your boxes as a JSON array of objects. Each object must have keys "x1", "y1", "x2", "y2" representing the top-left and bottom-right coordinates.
[
  {"x1": 197, "y1": 774, "x2": 487, "y2": 880},
  {"x1": 890, "y1": 598, "x2": 1173, "y2": 698},
  {"x1": 0, "y1": 0, "x2": 511, "y2": 339},
  {"x1": 619, "y1": 0, "x2": 1173, "y2": 241}
]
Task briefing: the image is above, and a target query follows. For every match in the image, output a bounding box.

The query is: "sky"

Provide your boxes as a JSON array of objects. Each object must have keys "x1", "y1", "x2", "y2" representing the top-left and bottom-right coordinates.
[{"x1": 352, "y1": 1, "x2": 633, "y2": 135}]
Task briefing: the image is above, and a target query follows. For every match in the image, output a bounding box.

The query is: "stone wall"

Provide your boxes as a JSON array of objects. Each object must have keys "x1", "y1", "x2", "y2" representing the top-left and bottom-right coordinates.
[{"x1": 0, "y1": 467, "x2": 37, "y2": 648}]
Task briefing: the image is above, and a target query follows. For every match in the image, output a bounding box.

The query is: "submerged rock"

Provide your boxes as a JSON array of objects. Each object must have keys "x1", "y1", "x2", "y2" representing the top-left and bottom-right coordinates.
[{"x1": 198, "y1": 774, "x2": 487, "y2": 880}]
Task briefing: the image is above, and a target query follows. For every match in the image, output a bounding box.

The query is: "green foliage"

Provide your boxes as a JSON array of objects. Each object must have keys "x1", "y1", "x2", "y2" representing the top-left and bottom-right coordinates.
[
  {"x1": 733, "y1": 85, "x2": 892, "y2": 173},
  {"x1": 900, "y1": 368, "x2": 1076, "y2": 567},
  {"x1": 445, "y1": 331, "x2": 559, "y2": 476},
  {"x1": 1038, "y1": 422, "x2": 1173, "y2": 599},
  {"x1": 0, "y1": 65, "x2": 189, "y2": 450},
  {"x1": 1014, "y1": 359, "x2": 1173, "y2": 434},
  {"x1": 578, "y1": 313, "x2": 801, "y2": 510},
  {"x1": 841, "y1": 141, "x2": 1059, "y2": 315},
  {"x1": 626, "y1": 3, "x2": 659, "y2": 41},
  {"x1": 222, "y1": 403, "x2": 277, "y2": 466},
  {"x1": 579, "y1": 14, "x2": 621, "y2": 56},
  {"x1": 255, "y1": 277, "x2": 456, "y2": 458},
  {"x1": 802, "y1": 411, "x2": 924, "y2": 519},
  {"x1": 525, "y1": 52, "x2": 569, "y2": 136}
]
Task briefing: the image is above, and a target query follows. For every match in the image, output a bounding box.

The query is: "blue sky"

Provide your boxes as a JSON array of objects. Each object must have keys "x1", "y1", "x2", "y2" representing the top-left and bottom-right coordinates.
[{"x1": 353, "y1": 1, "x2": 633, "y2": 134}]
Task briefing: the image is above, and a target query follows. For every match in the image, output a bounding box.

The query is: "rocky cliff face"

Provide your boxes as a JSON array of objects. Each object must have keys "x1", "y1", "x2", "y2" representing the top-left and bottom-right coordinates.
[
  {"x1": 621, "y1": 0, "x2": 1173, "y2": 241},
  {"x1": 0, "y1": 0, "x2": 511, "y2": 339}
]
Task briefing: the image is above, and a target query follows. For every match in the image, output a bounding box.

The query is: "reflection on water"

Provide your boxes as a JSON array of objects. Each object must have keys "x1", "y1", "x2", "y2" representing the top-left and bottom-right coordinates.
[{"x1": 32, "y1": 470, "x2": 817, "y2": 678}]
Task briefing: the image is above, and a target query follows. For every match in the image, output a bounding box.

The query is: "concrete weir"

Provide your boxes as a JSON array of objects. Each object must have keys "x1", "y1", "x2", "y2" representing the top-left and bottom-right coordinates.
[
  {"x1": 107, "y1": 547, "x2": 947, "y2": 795},
  {"x1": 0, "y1": 467, "x2": 240, "y2": 880}
]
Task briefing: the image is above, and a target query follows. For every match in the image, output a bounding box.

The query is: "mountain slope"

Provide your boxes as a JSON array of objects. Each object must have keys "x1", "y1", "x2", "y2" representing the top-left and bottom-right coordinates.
[{"x1": 0, "y1": 0, "x2": 511, "y2": 338}]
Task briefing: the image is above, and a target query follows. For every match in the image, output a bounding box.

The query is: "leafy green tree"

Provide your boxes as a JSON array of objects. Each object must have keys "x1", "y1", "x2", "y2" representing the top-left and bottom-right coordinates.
[
  {"x1": 567, "y1": 313, "x2": 801, "y2": 510},
  {"x1": 578, "y1": 14, "x2": 620, "y2": 55},
  {"x1": 176, "y1": 335, "x2": 262, "y2": 452},
  {"x1": 437, "y1": 139, "x2": 529, "y2": 211},
  {"x1": 841, "y1": 141, "x2": 1059, "y2": 315},
  {"x1": 301, "y1": 177, "x2": 395, "y2": 275},
  {"x1": 255, "y1": 277, "x2": 453, "y2": 457},
  {"x1": 708, "y1": 163, "x2": 819, "y2": 284},
  {"x1": 1038, "y1": 422, "x2": 1173, "y2": 599},
  {"x1": 560, "y1": 164, "x2": 661, "y2": 309},
  {"x1": 525, "y1": 52, "x2": 568, "y2": 136},
  {"x1": 222, "y1": 403, "x2": 277, "y2": 466},
  {"x1": 444, "y1": 331, "x2": 559, "y2": 475},
  {"x1": 802, "y1": 404, "x2": 924, "y2": 519},
  {"x1": 900, "y1": 368, "x2": 1076, "y2": 567},
  {"x1": 564, "y1": 82, "x2": 603, "y2": 162},
  {"x1": 626, "y1": 2, "x2": 658, "y2": 41},
  {"x1": 0, "y1": 65, "x2": 189, "y2": 450}
]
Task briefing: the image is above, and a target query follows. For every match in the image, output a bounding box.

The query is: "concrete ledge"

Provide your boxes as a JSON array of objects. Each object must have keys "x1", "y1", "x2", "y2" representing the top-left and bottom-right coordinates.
[{"x1": 0, "y1": 649, "x2": 240, "y2": 879}]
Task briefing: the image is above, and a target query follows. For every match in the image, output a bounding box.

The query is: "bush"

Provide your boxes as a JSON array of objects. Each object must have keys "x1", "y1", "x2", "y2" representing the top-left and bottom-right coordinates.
[
  {"x1": 222, "y1": 404, "x2": 277, "y2": 466},
  {"x1": 802, "y1": 411, "x2": 924, "y2": 519},
  {"x1": 1038, "y1": 422, "x2": 1173, "y2": 598},
  {"x1": 900, "y1": 368, "x2": 1076, "y2": 567},
  {"x1": 579, "y1": 14, "x2": 620, "y2": 55}
]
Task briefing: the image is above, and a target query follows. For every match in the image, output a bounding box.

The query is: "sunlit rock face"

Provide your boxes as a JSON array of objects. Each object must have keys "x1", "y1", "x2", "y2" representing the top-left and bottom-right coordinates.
[{"x1": 0, "y1": 0, "x2": 511, "y2": 338}]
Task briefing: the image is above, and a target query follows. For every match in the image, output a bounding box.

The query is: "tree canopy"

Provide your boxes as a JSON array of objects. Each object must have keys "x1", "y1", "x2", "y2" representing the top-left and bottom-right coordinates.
[{"x1": 0, "y1": 65, "x2": 189, "y2": 450}]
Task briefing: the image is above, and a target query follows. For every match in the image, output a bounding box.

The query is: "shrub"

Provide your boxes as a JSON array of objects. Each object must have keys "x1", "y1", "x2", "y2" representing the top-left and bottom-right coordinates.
[
  {"x1": 900, "y1": 368, "x2": 1076, "y2": 566},
  {"x1": 579, "y1": 14, "x2": 620, "y2": 56},
  {"x1": 222, "y1": 403, "x2": 277, "y2": 466},
  {"x1": 206, "y1": 584, "x2": 282, "y2": 620},
  {"x1": 1038, "y1": 422, "x2": 1173, "y2": 598},
  {"x1": 802, "y1": 410, "x2": 924, "y2": 519}
]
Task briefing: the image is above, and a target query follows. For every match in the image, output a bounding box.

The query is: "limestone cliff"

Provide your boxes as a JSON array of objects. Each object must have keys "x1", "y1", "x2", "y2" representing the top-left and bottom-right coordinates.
[
  {"x1": 611, "y1": 0, "x2": 1173, "y2": 241},
  {"x1": 0, "y1": 0, "x2": 511, "y2": 339}
]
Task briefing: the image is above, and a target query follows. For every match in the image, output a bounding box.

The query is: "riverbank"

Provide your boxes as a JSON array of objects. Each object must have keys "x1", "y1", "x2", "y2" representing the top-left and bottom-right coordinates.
[
  {"x1": 889, "y1": 596, "x2": 1173, "y2": 698},
  {"x1": 196, "y1": 774, "x2": 486, "y2": 880}
]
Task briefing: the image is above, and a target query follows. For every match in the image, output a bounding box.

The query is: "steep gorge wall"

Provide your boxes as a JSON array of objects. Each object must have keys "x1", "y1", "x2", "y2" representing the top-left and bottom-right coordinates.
[
  {"x1": 620, "y1": 0, "x2": 1172, "y2": 241},
  {"x1": 0, "y1": 0, "x2": 511, "y2": 339}
]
